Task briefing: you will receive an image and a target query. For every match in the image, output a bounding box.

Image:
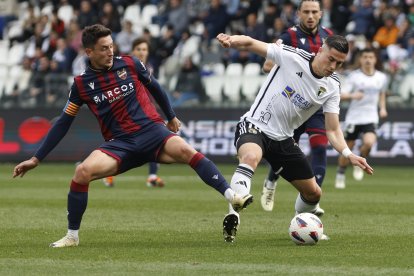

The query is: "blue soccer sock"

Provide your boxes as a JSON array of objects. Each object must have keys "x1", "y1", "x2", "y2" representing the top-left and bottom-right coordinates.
[
  {"x1": 148, "y1": 162, "x2": 159, "y2": 176},
  {"x1": 189, "y1": 152, "x2": 230, "y2": 195},
  {"x1": 67, "y1": 180, "x2": 88, "y2": 230},
  {"x1": 311, "y1": 145, "x2": 327, "y2": 187}
]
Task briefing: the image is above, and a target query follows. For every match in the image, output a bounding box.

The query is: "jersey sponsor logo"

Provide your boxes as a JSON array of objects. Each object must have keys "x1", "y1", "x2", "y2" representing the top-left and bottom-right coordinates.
[
  {"x1": 117, "y1": 68, "x2": 127, "y2": 80},
  {"x1": 92, "y1": 82, "x2": 135, "y2": 104},
  {"x1": 281, "y1": 86, "x2": 313, "y2": 110},
  {"x1": 88, "y1": 82, "x2": 95, "y2": 90}
]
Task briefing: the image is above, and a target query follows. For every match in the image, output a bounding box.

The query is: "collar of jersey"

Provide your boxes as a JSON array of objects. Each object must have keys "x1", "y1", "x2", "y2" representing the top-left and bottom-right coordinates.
[{"x1": 86, "y1": 59, "x2": 113, "y2": 73}]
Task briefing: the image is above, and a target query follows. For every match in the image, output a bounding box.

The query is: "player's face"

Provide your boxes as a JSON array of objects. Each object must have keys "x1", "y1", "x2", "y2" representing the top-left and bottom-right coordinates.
[
  {"x1": 87, "y1": 35, "x2": 114, "y2": 70},
  {"x1": 132, "y1": 42, "x2": 149, "y2": 63},
  {"x1": 298, "y1": 1, "x2": 322, "y2": 32},
  {"x1": 359, "y1": 52, "x2": 376, "y2": 70},
  {"x1": 315, "y1": 46, "x2": 347, "y2": 76}
]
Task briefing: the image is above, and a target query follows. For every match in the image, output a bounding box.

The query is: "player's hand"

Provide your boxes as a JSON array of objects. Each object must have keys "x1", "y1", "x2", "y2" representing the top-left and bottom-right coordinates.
[
  {"x1": 216, "y1": 33, "x2": 232, "y2": 48},
  {"x1": 379, "y1": 108, "x2": 387, "y2": 118},
  {"x1": 166, "y1": 117, "x2": 181, "y2": 133},
  {"x1": 13, "y1": 157, "x2": 39, "y2": 178},
  {"x1": 352, "y1": 91, "x2": 364, "y2": 100},
  {"x1": 348, "y1": 154, "x2": 373, "y2": 175}
]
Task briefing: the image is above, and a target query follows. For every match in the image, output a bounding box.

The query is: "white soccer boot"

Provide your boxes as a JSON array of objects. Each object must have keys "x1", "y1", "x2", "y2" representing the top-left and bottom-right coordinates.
[
  {"x1": 261, "y1": 180, "x2": 275, "y2": 212},
  {"x1": 313, "y1": 204, "x2": 325, "y2": 217},
  {"x1": 353, "y1": 166, "x2": 364, "y2": 181},
  {"x1": 231, "y1": 194, "x2": 253, "y2": 213},
  {"x1": 49, "y1": 234, "x2": 79, "y2": 248},
  {"x1": 335, "y1": 174, "x2": 346, "y2": 189}
]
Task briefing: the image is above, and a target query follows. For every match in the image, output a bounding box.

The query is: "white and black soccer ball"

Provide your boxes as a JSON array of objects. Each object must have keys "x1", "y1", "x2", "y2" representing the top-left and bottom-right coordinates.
[{"x1": 289, "y1": 213, "x2": 323, "y2": 245}]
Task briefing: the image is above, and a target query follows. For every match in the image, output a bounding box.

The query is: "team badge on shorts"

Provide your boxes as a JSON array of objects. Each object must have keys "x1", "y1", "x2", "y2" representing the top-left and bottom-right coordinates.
[{"x1": 248, "y1": 127, "x2": 258, "y2": 134}]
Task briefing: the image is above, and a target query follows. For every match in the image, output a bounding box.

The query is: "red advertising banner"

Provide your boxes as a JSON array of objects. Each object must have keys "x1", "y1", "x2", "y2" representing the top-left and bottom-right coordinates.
[{"x1": 1, "y1": 108, "x2": 413, "y2": 165}]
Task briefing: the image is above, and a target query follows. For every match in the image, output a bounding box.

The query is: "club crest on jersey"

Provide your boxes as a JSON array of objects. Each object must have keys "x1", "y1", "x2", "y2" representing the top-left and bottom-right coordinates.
[
  {"x1": 117, "y1": 68, "x2": 127, "y2": 80},
  {"x1": 282, "y1": 86, "x2": 296, "y2": 99},
  {"x1": 317, "y1": 86, "x2": 327, "y2": 97}
]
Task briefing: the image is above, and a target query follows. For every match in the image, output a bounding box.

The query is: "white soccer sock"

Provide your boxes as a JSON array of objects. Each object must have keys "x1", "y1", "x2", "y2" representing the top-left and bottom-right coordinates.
[
  {"x1": 295, "y1": 193, "x2": 318, "y2": 214},
  {"x1": 67, "y1": 229, "x2": 79, "y2": 239},
  {"x1": 228, "y1": 163, "x2": 254, "y2": 213},
  {"x1": 264, "y1": 179, "x2": 277, "y2": 189}
]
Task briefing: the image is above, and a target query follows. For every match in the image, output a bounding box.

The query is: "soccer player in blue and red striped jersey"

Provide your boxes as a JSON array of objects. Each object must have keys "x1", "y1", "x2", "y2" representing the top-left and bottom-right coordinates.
[
  {"x1": 261, "y1": 0, "x2": 333, "y2": 216},
  {"x1": 13, "y1": 24, "x2": 253, "y2": 248}
]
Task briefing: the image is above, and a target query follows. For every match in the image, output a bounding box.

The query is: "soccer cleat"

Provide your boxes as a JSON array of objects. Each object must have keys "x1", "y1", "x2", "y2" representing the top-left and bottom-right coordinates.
[
  {"x1": 103, "y1": 176, "x2": 114, "y2": 187},
  {"x1": 49, "y1": 235, "x2": 79, "y2": 248},
  {"x1": 260, "y1": 181, "x2": 275, "y2": 211},
  {"x1": 313, "y1": 205, "x2": 325, "y2": 217},
  {"x1": 335, "y1": 174, "x2": 346, "y2": 189},
  {"x1": 223, "y1": 213, "x2": 239, "y2": 242},
  {"x1": 146, "y1": 176, "x2": 165, "y2": 187},
  {"x1": 353, "y1": 166, "x2": 364, "y2": 181},
  {"x1": 231, "y1": 194, "x2": 253, "y2": 213}
]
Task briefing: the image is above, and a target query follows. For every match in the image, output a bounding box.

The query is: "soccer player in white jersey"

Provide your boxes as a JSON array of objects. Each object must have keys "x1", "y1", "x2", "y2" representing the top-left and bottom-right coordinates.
[
  {"x1": 335, "y1": 48, "x2": 388, "y2": 189},
  {"x1": 216, "y1": 33, "x2": 373, "y2": 242}
]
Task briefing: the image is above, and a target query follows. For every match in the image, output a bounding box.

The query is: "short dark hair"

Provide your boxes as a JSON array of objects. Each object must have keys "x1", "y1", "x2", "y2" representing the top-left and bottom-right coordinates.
[
  {"x1": 325, "y1": 35, "x2": 349, "y2": 54},
  {"x1": 298, "y1": 0, "x2": 321, "y2": 10},
  {"x1": 359, "y1": 48, "x2": 375, "y2": 55},
  {"x1": 82, "y1": 24, "x2": 112, "y2": 49},
  {"x1": 132, "y1": 37, "x2": 149, "y2": 50}
]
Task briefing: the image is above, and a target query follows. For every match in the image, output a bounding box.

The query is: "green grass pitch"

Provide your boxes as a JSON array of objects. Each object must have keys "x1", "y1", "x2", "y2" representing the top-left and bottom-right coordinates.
[{"x1": 1, "y1": 163, "x2": 413, "y2": 275}]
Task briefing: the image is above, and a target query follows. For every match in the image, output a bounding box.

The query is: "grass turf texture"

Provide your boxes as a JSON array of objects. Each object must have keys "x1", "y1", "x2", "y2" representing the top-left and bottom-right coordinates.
[{"x1": 1, "y1": 163, "x2": 413, "y2": 275}]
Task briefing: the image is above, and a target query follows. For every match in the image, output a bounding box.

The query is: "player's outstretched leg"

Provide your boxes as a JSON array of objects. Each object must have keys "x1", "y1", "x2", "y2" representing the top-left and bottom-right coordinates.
[
  {"x1": 223, "y1": 213, "x2": 239, "y2": 243},
  {"x1": 50, "y1": 180, "x2": 88, "y2": 248}
]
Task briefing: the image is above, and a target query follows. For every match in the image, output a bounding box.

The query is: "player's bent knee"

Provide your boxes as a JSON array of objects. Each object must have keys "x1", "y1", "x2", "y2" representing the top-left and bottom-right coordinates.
[
  {"x1": 74, "y1": 163, "x2": 93, "y2": 182},
  {"x1": 309, "y1": 134, "x2": 328, "y2": 148}
]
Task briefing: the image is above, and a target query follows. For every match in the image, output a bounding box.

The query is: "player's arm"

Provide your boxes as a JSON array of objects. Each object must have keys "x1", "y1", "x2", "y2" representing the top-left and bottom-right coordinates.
[
  {"x1": 13, "y1": 111, "x2": 76, "y2": 178},
  {"x1": 216, "y1": 33, "x2": 268, "y2": 57},
  {"x1": 324, "y1": 112, "x2": 373, "y2": 175},
  {"x1": 379, "y1": 90, "x2": 387, "y2": 118},
  {"x1": 262, "y1": 39, "x2": 283, "y2": 73},
  {"x1": 340, "y1": 90, "x2": 364, "y2": 101}
]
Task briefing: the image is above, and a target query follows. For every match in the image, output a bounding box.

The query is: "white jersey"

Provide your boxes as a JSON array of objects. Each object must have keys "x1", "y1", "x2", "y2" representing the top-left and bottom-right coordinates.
[
  {"x1": 343, "y1": 69, "x2": 388, "y2": 125},
  {"x1": 241, "y1": 43, "x2": 341, "y2": 141}
]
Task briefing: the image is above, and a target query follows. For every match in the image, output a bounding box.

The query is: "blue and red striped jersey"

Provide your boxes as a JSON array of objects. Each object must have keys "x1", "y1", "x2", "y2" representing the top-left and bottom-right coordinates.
[
  {"x1": 67, "y1": 55, "x2": 166, "y2": 141},
  {"x1": 280, "y1": 25, "x2": 333, "y2": 54}
]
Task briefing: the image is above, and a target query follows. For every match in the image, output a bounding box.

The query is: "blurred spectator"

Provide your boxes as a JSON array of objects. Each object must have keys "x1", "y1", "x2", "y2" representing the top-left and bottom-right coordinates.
[
  {"x1": 152, "y1": 24, "x2": 177, "y2": 76},
  {"x1": 77, "y1": 0, "x2": 99, "y2": 29},
  {"x1": 166, "y1": 0, "x2": 189, "y2": 37},
  {"x1": 280, "y1": 1, "x2": 296, "y2": 27},
  {"x1": 50, "y1": 8, "x2": 65, "y2": 37},
  {"x1": 328, "y1": 0, "x2": 352, "y2": 35},
  {"x1": 244, "y1": 12, "x2": 268, "y2": 42},
  {"x1": 99, "y1": 1, "x2": 122, "y2": 36},
  {"x1": 51, "y1": 38, "x2": 77, "y2": 72},
  {"x1": 350, "y1": 0, "x2": 376, "y2": 39},
  {"x1": 263, "y1": 2, "x2": 280, "y2": 31},
  {"x1": 9, "y1": 4, "x2": 38, "y2": 45},
  {"x1": 267, "y1": 17, "x2": 285, "y2": 42},
  {"x1": 66, "y1": 20, "x2": 83, "y2": 52},
  {"x1": 45, "y1": 59, "x2": 70, "y2": 106},
  {"x1": 21, "y1": 56, "x2": 50, "y2": 107},
  {"x1": 373, "y1": 14, "x2": 399, "y2": 54},
  {"x1": 201, "y1": 0, "x2": 231, "y2": 43},
  {"x1": 72, "y1": 47, "x2": 87, "y2": 76},
  {"x1": 115, "y1": 20, "x2": 140, "y2": 55},
  {"x1": 168, "y1": 57, "x2": 207, "y2": 107},
  {"x1": 25, "y1": 22, "x2": 50, "y2": 59}
]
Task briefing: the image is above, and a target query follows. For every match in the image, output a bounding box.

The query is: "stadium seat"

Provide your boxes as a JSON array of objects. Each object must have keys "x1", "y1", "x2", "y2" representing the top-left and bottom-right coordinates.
[
  {"x1": 0, "y1": 65, "x2": 8, "y2": 99},
  {"x1": 223, "y1": 63, "x2": 243, "y2": 103},
  {"x1": 242, "y1": 63, "x2": 263, "y2": 101},
  {"x1": 146, "y1": 24, "x2": 161, "y2": 37},
  {"x1": 141, "y1": 4, "x2": 158, "y2": 26},
  {"x1": 202, "y1": 62, "x2": 225, "y2": 103},
  {"x1": 0, "y1": 42, "x2": 9, "y2": 65},
  {"x1": 123, "y1": 4, "x2": 142, "y2": 30},
  {"x1": 398, "y1": 73, "x2": 414, "y2": 101},
  {"x1": 4, "y1": 65, "x2": 21, "y2": 96},
  {"x1": 7, "y1": 43, "x2": 25, "y2": 66}
]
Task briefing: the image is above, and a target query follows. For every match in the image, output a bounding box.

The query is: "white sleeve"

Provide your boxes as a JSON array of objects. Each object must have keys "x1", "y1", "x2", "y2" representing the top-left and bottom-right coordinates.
[
  {"x1": 266, "y1": 43, "x2": 283, "y2": 66},
  {"x1": 323, "y1": 88, "x2": 341, "y2": 114}
]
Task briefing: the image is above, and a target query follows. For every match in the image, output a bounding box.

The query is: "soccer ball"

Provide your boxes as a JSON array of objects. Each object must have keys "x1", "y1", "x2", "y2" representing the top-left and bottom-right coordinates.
[{"x1": 289, "y1": 213, "x2": 323, "y2": 245}]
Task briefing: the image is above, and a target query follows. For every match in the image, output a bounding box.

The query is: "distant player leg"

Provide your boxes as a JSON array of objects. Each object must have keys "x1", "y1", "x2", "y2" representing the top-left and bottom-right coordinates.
[
  {"x1": 335, "y1": 140, "x2": 356, "y2": 189},
  {"x1": 146, "y1": 162, "x2": 164, "y2": 187},
  {"x1": 353, "y1": 130, "x2": 376, "y2": 181}
]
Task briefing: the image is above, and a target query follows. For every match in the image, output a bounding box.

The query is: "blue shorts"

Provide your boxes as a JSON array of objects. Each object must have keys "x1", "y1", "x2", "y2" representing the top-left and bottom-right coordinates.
[
  {"x1": 98, "y1": 123, "x2": 176, "y2": 174},
  {"x1": 293, "y1": 109, "x2": 325, "y2": 142}
]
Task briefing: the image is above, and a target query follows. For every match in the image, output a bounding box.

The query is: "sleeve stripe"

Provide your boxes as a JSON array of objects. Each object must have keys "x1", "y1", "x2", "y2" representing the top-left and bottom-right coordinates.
[{"x1": 64, "y1": 101, "x2": 80, "y2": 116}]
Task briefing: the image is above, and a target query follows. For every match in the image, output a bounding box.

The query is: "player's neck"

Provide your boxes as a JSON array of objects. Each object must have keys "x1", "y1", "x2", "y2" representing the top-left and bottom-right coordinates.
[
  {"x1": 299, "y1": 23, "x2": 318, "y2": 35},
  {"x1": 361, "y1": 67, "x2": 375, "y2": 76}
]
